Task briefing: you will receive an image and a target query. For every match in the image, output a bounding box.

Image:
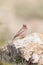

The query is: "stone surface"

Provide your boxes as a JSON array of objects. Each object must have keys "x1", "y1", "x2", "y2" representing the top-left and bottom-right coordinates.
[{"x1": 0, "y1": 33, "x2": 43, "y2": 65}]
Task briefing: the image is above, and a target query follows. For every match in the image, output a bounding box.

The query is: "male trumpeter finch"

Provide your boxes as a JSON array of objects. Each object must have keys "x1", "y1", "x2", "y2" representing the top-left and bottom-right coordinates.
[{"x1": 13, "y1": 24, "x2": 28, "y2": 40}]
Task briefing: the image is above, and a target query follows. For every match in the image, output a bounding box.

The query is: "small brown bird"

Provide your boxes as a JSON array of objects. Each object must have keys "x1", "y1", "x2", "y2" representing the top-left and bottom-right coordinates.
[{"x1": 13, "y1": 24, "x2": 28, "y2": 40}]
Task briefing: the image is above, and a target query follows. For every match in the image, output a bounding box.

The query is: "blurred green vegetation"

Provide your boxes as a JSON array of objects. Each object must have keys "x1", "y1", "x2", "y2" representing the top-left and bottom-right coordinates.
[
  {"x1": 0, "y1": 61, "x2": 12, "y2": 65},
  {"x1": 0, "y1": 41, "x2": 7, "y2": 46}
]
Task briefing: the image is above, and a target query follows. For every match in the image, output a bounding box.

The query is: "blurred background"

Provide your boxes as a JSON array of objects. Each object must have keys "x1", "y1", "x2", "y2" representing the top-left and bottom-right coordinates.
[{"x1": 0, "y1": 0, "x2": 43, "y2": 41}]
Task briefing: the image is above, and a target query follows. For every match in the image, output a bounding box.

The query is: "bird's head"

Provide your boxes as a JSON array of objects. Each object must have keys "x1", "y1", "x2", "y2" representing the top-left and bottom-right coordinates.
[{"x1": 23, "y1": 24, "x2": 28, "y2": 29}]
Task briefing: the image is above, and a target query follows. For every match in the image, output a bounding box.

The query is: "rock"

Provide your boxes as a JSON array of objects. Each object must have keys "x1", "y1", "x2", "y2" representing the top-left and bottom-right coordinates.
[
  {"x1": 0, "y1": 33, "x2": 43, "y2": 64},
  {"x1": 38, "y1": 54, "x2": 43, "y2": 65}
]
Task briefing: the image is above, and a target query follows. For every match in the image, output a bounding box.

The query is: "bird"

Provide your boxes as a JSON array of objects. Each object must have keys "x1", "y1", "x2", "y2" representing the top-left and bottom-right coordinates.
[{"x1": 12, "y1": 24, "x2": 28, "y2": 40}]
